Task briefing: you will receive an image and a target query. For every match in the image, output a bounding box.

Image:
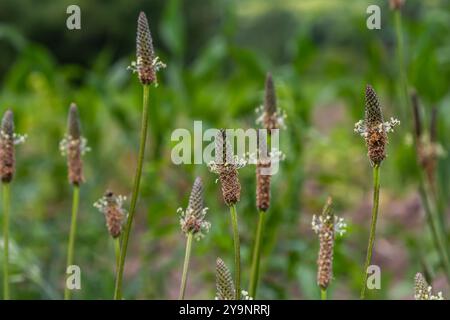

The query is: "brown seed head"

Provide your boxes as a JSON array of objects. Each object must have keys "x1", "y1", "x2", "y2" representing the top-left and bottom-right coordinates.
[
  {"x1": 216, "y1": 258, "x2": 235, "y2": 300},
  {"x1": 316, "y1": 197, "x2": 335, "y2": 290},
  {"x1": 256, "y1": 163, "x2": 271, "y2": 211},
  {"x1": 256, "y1": 135, "x2": 271, "y2": 211},
  {"x1": 366, "y1": 126, "x2": 387, "y2": 165},
  {"x1": 136, "y1": 12, "x2": 156, "y2": 85},
  {"x1": 66, "y1": 103, "x2": 84, "y2": 186},
  {"x1": 215, "y1": 130, "x2": 241, "y2": 206},
  {"x1": 364, "y1": 85, "x2": 387, "y2": 165},
  {"x1": 103, "y1": 191, "x2": 126, "y2": 238},
  {"x1": 0, "y1": 110, "x2": 15, "y2": 183}
]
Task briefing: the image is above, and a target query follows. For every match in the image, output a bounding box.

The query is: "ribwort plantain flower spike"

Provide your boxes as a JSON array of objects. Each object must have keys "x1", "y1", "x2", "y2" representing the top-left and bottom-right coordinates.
[
  {"x1": 312, "y1": 197, "x2": 346, "y2": 290},
  {"x1": 0, "y1": 111, "x2": 15, "y2": 184},
  {"x1": 0, "y1": 110, "x2": 26, "y2": 183},
  {"x1": 60, "y1": 103, "x2": 90, "y2": 186},
  {"x1": 256, "y1": 73, "x2": 286, "y2": 132},
  {"x1": 94, "y1": 191, "x2": 128, "y2": 239},
  {"x1": 215, "y1": 258, "x2": 235, "y2": 300},
  {"x1": 208, "y1": 130, "x2": 245, "y2": 206},
  {"x1": 354, "y1": 85, "x2": 400, "y2": 166},
  {"x1": 128, "y1": 12, "x2": 166, "y2": 86},
  {"x1": 178, "y1": 177, "x2": 210, "y2": 241},
  {"x1": 411, "y1": 92, "x2": 445, "y2": 187},
  {"x1": 414, "y1": 273, "x2": 444, "y2": 300}
]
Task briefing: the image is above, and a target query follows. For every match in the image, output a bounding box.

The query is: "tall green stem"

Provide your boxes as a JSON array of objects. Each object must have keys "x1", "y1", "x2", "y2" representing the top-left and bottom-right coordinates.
[
  {"x1": 230, "y1": 205, "x2": 241, "y2": 300},
  {"x1": 321, "y1": 288, "x2": 327, "y2": 300},
  {"x1": 114, "y1": 84, "x2": 150, "y2": 300},
  {"x1": 360, "y1": 164, "x2": 380, "y2": 299},
  {"x1": 178, "y1": 232, "x2": 193, "y2": 300},
  {"x1": 64, "y1": 185, "x2": 80, "y2": 300},
  {"x1": 2, "y1": 183, "x2": 10, "y2": 300},
  {"x1": 249, "y1": 210, "x2": 265, "y2": 298}
]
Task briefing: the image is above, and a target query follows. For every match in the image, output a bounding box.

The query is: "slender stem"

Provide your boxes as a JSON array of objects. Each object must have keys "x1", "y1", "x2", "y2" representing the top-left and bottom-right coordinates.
[
  {"x1": 2, "y1": 183, "x2": 10, "y2": 300},
  {"x1": 360, "y1": 164, "x2": 380, "y2": 299},
  {"x1": 114, "y1": 237, "x2": 121, "y2": 272},
  {"x1": 321, "y1": 288, "x2": 327, "y2": 300},
  {"x1": 395, "y1": 10, "x2": 409, "y2": 118},
  {"x1": 249, "y1": 210, "x2": 265, "y2": 298},
  {"x1": 178, "y1": 232, "x2": 193, "y2": 300},
  {"x1": 64, "y1": 185, "x2": 80, "y2": 300},
  {"x1": 114, "y1": 84, "x2": 150, "y2": 300},
  {"x1": 395, "y1": 3, "x2": 449, "y2": 281},
  {"x1": 419, "y1": 181, "x2": 450, "y2": 282},
  {"x1": 230, "y1": 205, "x2": 241, "y2": 300}
]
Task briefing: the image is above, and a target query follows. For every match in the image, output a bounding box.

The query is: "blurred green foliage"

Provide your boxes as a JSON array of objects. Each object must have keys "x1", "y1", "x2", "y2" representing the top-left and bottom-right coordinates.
[{"x1": 0, "y1": 0, "x2": 449, "y2": 299}]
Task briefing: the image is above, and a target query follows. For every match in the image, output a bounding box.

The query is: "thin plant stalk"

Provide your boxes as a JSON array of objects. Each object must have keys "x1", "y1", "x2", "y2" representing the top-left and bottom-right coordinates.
[
  {"x1": 114, "y1": 238, "x2": 121, "y2": 272},
  {"x1": 395, "y1": 10, "x2": 408, "y2": 118},
  {"x1": 178, "y1": 232, "x2": 193, "y2": 300},
  {"x1": 114, "y1": 84, "x2": 150, "y2": 300},
  {"x1": 410, "y1": 97, "x2": 450, "y2": 281},
  {"x1": 249, "y1": 210, "x2": 265, "y2": 298},
  {"x1": 321, "y1": 288, "x2": 327, "y2": 300},
  {"x1": 418, "y1": 181, "x2": 450, "y2": 282},
  {"x1": 360, "y1": 164, "x2": 380, "y2": 299},
  {"x1": 230, "y1": 205, "x2": 241, "y2": 300},
  {"x1": 64, "y1": 185, "x2": 80, "y2": 300},
  {"x1": 2, "y1": 183, "x2": 10, "y2": 300}
]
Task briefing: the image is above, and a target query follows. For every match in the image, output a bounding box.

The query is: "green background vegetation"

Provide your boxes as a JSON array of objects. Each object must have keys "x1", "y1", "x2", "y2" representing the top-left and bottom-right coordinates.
[{"x1": 0, "y1": 0, "x2": 449, "y2": 299}]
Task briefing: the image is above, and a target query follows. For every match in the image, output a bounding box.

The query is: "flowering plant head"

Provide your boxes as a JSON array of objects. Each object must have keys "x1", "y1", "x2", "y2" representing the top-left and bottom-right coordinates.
[
  {"x1": 128, "y1": 12, "x2": 166, "y2": 86},
  {"x1": 178, "y1": 177, "x2": 210, "y2": 241},
  {"x1": 354, "y1": 85, "x2": 400, "y2": 166}
]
